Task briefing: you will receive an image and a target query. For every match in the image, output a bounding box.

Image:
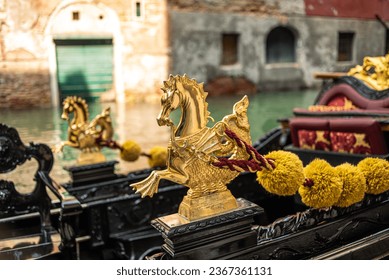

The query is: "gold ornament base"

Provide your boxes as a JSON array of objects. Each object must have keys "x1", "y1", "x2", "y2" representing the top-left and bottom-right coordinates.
[
  {"x1": 77, "y1": 151, "x2": 106, "y2": 165},
  {"x1": 178, "y1": 190, "x2": 238, "y2": 221},
  {"x1": 151, "y1": 198, "x2": 263, "y2": 259}
]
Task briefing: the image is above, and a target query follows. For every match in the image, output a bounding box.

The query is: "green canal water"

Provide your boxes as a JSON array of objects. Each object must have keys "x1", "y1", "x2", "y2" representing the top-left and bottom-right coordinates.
[{"x1": 0, "y1": 89, "x2": 317, "y2": 186}]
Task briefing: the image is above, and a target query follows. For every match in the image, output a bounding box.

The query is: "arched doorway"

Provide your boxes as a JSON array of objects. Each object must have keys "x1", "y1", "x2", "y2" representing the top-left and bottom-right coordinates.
[
  {"x1": 45, "y1": 1, "x2": 123, "y2": 106},
  {"x1": 266, "y1": 26, "x2": 296, "y2": 64},
  {"x1": 54, "y1": 37, "x2": 113, "y2": 101}
]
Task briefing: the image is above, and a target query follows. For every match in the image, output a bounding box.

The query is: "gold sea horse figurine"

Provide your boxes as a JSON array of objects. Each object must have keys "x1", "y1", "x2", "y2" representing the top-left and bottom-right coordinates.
[
  {"x1": 54, "y1": 96, "x2": 115, "y2": 164},
  {"x1": 131, "y1": 75, "x2": 252, "y2": 221}
]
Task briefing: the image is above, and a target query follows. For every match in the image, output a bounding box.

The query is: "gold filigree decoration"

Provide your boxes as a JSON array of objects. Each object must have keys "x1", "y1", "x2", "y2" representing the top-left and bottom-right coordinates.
[
  {"x1": 131, "y1": 74, "x2": 252, "y2": 221},
  {"x1": 348, "y1": 53, "x2": 389, "y2": 90},
  {"x1": 308, "y1": 98, "x2": 357, "y2": 112}
]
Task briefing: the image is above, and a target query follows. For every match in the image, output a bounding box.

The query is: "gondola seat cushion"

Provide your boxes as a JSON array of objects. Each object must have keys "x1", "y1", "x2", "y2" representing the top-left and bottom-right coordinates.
[
  {"x1": 314, "y1": 84, "x2": 389, "y2": 109},
  {"x1": 290, "y1": 117, "x2": 387, "y2": 155},
  {"x1": 293, "y1": 83, "x2": 389, "y2": 117},
  {"x1": 329, "y1": 118, "x2": 387, "y2": 155},
  {"x1": 289, "y1": 118, "x2": 331, "y2": 151}
]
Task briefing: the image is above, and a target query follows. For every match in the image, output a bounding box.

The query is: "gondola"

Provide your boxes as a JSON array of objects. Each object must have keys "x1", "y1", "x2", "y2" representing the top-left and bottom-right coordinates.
[
  {"x1": 141, "y1": 57, "x2": 389, "y2": 260},
  {"x1": 1, "y1": 55, "x2": 389, "y2": 260}
]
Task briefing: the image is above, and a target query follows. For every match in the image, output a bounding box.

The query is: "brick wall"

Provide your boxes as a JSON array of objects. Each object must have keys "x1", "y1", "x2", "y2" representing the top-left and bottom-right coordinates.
[
  {"x1": 0, "y1": 62, "x2": 51, "y2": 108},
  {"x1": 0, "y1": 0, "x2": 58, "y2": 108}
]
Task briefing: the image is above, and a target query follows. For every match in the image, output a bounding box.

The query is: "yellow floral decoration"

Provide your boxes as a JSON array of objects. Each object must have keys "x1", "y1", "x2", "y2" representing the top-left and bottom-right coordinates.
[
  {"x1": 256, "y1": 150, "x2": 305, "y2": 196},
  {"x1": 334, "y1": 163, "x2": 366, "y2": 207},
  {"x1": 357, "y1": 157, "x2": 389, "y2": 195},
  {"x1": 120, "y1": 140, "x2": 142, "y2": 162},
  {"x1": 298, "y1": 159, "x2": 342, "y2": 208}
]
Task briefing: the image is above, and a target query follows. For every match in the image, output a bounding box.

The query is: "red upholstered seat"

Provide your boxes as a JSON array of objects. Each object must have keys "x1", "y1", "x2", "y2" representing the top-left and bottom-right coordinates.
[
  {"x1": 293, "y1": 83, "x2": 389, "y2": 117},
  {"x1": 289, "y1": 117, "x2": 388, "y2": 155},
  {"x1": 289, "y1": 79, "x2": 389, "y2": 155},
  {"x1": 290, "y1": 118, "x2": 331, "y2": 151},
  {"x1": 316, "y1": 84, "x2": 389, "y2": 109},
  {"x1": 293, "y1": 108, "x2": 389, "y2": 117},
  {"x1": 329, "y1": 118, "x2": 387, "y2": 155}
]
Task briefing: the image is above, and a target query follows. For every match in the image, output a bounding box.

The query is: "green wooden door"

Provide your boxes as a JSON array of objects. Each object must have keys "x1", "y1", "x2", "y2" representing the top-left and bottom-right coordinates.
[{"x1": 55, "y1": 39, "x2": 113, "y2": 101}]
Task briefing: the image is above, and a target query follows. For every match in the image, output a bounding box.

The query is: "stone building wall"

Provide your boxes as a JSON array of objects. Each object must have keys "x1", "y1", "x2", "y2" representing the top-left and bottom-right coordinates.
[
  {"x1": 168, "y1": 0, "x2": 388, "y2": 92},
  {"x1": 0, "y1": 0, "x2": 169, "y2": 108},
  {"x1": 1, "y1": 0, "x2": 388, "y2": 107}
]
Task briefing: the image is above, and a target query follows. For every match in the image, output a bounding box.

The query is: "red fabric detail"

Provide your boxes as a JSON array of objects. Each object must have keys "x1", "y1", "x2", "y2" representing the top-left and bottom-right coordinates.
[
  {"x1": 327, "y1": 96, "x2": 347, "y2": 106},
  {"x1": 297, "y1": 130, "x2": 331, "y2": 151},
  {"x1": 224, "y1": 129, "x2": 274, "y2": 169},
  {"x1": 297, "y1": 130, "x2": 317, "y2": 147},
  {"x1": 308, "y1": 95, "x2": 358, "y2": 112},
  {"x1": 330, "y1": 132, "x2": 371, "y2": 154},
  {"x1": 303, "y1": 178, "x2": 314, "y2": 188},
  {"x1": 316, "y1": 84, "x2": 389, "y2": 109},
  {"x1": 289, "y1": 82, "x2": 389, "y2": 155},
  {"x1": 329, "y1": 118, "x2": 387, "y2": 154},
  {"x1": 289, "y1": 118, "x2": 330, "y2": 148},
  {"x1": 212, "y1": 128, "x2": 276, "y2": 172},
  {"x1": 293, "y1": 107, "x2": 389, "y2": 117},
  {"x1": 213, "y1": 157, "x2": 264, "y2": 172},
  {"x1": 330, "y1": 132, "x2": 356, "y2": 153},
  {"x1": 289, "y1": 117, "x2": 387, "y2": 155},
  {"x1": 352, "y1": 145, "x2": 372, "y2": 154}
]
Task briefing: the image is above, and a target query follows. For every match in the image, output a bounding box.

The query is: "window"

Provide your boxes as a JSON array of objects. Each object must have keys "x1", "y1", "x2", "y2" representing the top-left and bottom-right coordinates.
[
  {"x1": 72, "y1": 11, "x2": 80, "y2": 21},
  {"x1": 133, "y1": 1, "x2": 144, "y2": 19},
  {"x1": 337, "y1": 32, "x2": 354, "y2": 62},
  {"x1": 221, "y1": 33, "x2": 239, "y2": 65},
  {"x1": 136, "y1": 2, "x2": 142, "y2": 17},
  {"x1": 266, "y1": 26, "x2": 296, "y2": 64}
]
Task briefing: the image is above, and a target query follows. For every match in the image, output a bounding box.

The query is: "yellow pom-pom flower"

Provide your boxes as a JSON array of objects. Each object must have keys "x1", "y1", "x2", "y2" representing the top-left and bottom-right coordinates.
[
  {"x1": 256, "y1": 150, "x2": 305, "y2": 196},
  {"x1": 298, "y1": 159, "x2": 342, "y2": 208},
  {"x1": 334, "y1": 163, "x2": 366, "y2": 207},
  {"x1": 120, "y1": 140, "x2": 141, "y2": 162},
  {"x1": 148, "y1": 146, "x2": 168, "y2": 168},
  {"x1": 357, "y1": 157, "x2": 389, "y2": 195}
]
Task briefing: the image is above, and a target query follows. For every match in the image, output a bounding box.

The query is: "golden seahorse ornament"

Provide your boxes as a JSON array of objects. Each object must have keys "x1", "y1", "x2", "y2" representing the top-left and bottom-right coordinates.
[
  {"x1": 131, "y1": 74, "x2": 252, "y2": 221},
  {"x1": 54, "y1": 96, "x2": 115, "y2": 164}
]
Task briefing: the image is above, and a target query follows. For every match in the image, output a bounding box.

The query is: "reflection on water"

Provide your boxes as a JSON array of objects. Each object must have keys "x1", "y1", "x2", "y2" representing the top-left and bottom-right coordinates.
[{"x1": 0, "y1": 89, "x2": 317, "y2": 185}]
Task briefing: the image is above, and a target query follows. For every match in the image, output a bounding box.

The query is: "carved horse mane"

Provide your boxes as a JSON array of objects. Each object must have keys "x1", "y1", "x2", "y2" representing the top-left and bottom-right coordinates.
[
  {"x1": 61, "y1": 96, "x2": 89, "y2": 126},
  {"x1": 159, "y1": 74, "x2": 213, "y2": 138}
]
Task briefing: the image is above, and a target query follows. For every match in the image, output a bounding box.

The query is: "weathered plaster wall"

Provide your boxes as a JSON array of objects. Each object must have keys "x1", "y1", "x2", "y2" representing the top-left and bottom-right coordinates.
[
  {"x1": 303, "y1": 17, "x2": 386, "y2": 71},
  {"x1": 0, "y1": 0, "x2": 170, "y2": 108},
  {"x1": 0, "y1": 0, "x2": 55, "y2": 108},
  {"x1": 119, "y1": 0, "x2": 170, "y2": 98},
  {"x1": 168, "y1": 0, "x2": 305, "y2": 16},
  {"x1": 168, "y1": 0, "x2": 387, "y2": 91}
]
